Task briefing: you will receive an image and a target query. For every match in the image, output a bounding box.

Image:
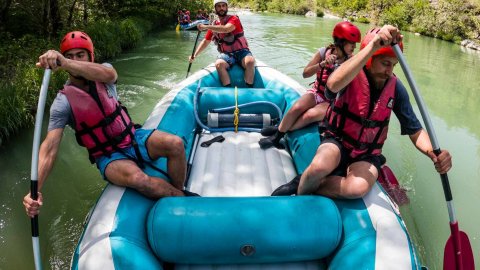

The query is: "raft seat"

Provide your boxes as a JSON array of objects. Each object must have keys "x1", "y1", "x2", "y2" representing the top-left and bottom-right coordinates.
[{"x1": 147, "y1": 196, "x2": 342, "y2": 264}]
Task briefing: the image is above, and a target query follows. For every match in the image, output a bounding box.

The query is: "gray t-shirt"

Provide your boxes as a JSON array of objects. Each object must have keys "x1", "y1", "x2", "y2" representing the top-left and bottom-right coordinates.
[{"x1": 47, "y1": 63, "x2": 117, "y2": 131}]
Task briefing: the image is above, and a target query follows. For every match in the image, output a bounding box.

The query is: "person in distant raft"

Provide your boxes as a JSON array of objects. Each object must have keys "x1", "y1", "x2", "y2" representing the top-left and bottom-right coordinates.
[
  {"x1": 272, "y1": 25, "x2": 452, "y2": 198},
  {"x1": 24, "y1": 31, "x2": 197, "y2": 218},
  {"x1": 189, "y1": 0, "x2": 256, "y2": 87},
  {"x1": 259, "y1": 21, "x2": 361, "y2": 149}
]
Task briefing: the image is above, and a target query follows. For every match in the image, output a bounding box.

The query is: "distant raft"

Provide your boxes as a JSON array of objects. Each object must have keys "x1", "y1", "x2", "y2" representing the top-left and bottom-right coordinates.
[
  {"x1": 177, "y1": 19, "x2": 209, "y2": 31},
  {"x1": 71, "y1": 61, "x2": 424, "y2": 270}
]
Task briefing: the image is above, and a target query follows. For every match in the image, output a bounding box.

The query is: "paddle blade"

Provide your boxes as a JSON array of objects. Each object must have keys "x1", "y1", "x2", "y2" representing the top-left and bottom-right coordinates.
[
  {"x1": 378, "y1": 165, "x2": 409, "y2": 206},
  {"x1": 176, "y1": 24, "x2": 180, "y2": 31},
  {"x1": 444, "y1": 228, "x2": 475, "y2": 270}
]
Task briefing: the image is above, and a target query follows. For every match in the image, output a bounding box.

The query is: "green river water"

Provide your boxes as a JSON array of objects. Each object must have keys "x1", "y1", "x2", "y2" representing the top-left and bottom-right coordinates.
[{"x1": 0, "y1": 12, "x2": 479, "y2": 269}]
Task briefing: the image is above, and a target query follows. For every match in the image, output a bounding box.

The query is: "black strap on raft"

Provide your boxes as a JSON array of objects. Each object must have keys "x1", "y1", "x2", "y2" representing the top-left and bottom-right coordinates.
[{"x1": 201, "y1": 135, "x2": 225, "y2": 147}]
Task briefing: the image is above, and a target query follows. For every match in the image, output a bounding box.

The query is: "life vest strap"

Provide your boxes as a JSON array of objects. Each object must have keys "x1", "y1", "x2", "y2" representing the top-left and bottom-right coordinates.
[
  {"x1": 331, "y1": 104, "x2": 389, "y2": 128},
  {"x1": 339, "y1": 132, "x2": 384, "y2": 151},
  {"x1": 85, "y1": 122, "x2": 134, "y2": 157},
  {"x1": 75, "y1": 105, "x2": 124, "y2": 137}
]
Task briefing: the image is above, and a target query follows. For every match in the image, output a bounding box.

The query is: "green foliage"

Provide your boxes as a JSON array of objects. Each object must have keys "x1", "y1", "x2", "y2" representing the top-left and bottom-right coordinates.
[
  {"x1": 357, "y1": 17, "x2": 370, "y2": 23},
  {"x1": 252, "y1": 0, "x2": 269, "y2": 11},
  {"x1": 85, "y1": 20, "x2": 122, "y2": 61},
  {"x1": 379, "y1": 4, "x2": 407, "y2": 29},
  {"x1": 119, "y1": 17, "x2": 152, "y2": 50},
  {"x1": 266, "y1": 0, "x2": 314, "y2": 14},
  {"x1": 0, "y1": 0, "x2": 181, "y2": 146},
  {"x1": 0, "y1": 58, "x2": 67, "y2": 143}
]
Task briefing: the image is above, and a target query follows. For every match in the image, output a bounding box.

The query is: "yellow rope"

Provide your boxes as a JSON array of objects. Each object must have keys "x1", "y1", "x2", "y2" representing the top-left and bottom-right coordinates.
[{"x1": 234, "y1": 86, "x2": 239, "y2": 133}]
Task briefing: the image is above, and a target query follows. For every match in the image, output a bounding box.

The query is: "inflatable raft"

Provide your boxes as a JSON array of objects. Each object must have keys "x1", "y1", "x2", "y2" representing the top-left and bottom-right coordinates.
[
  {"x1": 178, "y1": 19, "x2": 210, "y2": 31},
  {"x1": 71, "y1": 61, "x2": 422, "y2": 269}
]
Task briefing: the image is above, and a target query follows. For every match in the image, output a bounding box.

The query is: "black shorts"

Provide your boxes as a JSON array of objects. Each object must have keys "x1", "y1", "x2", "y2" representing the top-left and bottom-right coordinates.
[{"x1": 321, "y1": 137, "x2": 383, "y2": 177}]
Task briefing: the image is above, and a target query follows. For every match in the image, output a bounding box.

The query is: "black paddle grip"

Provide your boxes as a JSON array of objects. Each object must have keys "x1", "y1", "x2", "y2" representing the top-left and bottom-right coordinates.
[
  {"x1": 31, "y1": 216, "x2": 39, "y2": 237},
  {"x1": 30, "y1": 180, "x2": 39, "y2": 236},
  {"x1": 434, "y1": 148, "x2": 453, "y2": 202}
]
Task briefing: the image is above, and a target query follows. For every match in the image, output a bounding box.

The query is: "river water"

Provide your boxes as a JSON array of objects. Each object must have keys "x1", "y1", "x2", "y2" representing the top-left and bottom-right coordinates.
[{"x1": 1, "y1": 12, "x2": 479, "y2": 269}]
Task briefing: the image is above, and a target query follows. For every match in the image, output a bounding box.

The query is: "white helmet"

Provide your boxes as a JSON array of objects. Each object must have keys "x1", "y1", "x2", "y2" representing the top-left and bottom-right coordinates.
[{"x1": 214, "y1": 0, "x2": 228, "y2": 6}]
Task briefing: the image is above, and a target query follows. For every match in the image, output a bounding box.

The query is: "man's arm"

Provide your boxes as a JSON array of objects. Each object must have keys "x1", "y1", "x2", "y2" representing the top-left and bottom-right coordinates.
[
  {"x1": 38, "y1": 129, "x2": 64, "y2": 189},
  {"x1": 198, "y1": 22, "x2": 235, "y2": 34},
  {"x1": 23, "y1": 128, "x2": 63, "y2": 217},
  {"x1": 62, "y1": 59, "x2": 117, "y2": 84},
  {"x1": 409, "y1": 129, "x2": 452, "y2": 174},
  {"x1": 36, "y1": 50, "x2": 117, "y2": 84},
  {"x1": 189, "y1": 39, "x2": 212, "y2": 62}
]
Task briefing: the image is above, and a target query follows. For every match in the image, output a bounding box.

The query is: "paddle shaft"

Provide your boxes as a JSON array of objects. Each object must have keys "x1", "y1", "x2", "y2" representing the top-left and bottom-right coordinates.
[
  {"x1": 392, "y1": 44, "x2": 469, "y2": 270},
  {"x1": 30, "y1": 69, "x2": 51, "y2": 270},
  {"x1": 186, "y1": 31, "x2": 202, "y2": 78},
  {"x1": 186, "y1": 128, "x2": 201, "y2": 181},
  {"x1": 393, "y1": 45, "x2": 454, "y2": 207}
]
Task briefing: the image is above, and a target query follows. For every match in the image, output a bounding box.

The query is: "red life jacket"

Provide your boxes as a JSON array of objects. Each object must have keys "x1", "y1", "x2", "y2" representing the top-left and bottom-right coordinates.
[
  {"x1": 325, "y1": 70, "x2": 396, "y2": 158},
  {"x1": 61, "y1": 82, "x2": 135, "y2": 160},
  {"x1": 212, "y1": 15, "x2": 249, "y2": 53},
  {"x1": 313, "y1": 47, "x2": 335, "y2": 101}
]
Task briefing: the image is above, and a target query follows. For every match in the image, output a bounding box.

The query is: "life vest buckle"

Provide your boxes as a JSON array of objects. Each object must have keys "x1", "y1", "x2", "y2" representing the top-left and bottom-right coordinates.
[{"x1": 361, "y1": 118, "x2": 378, "y2": 128}]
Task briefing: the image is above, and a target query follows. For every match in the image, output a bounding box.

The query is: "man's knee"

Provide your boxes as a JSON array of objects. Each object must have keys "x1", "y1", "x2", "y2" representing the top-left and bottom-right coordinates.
[
  {"x1": 344, "y1": 178, "x2": 372, "y2": 198},
  {"x1": 165, "y1": 135, "x2": 185, "y2": 156},
  {"x1": 308, "y1": 161, "x2": 329, "y2": 177},
  {"x1": 215, "y1": 60, "x2": 228, "y2": 70},
  {"x1": 244, "y1": 56, "x2": 255, "y2": 68}
]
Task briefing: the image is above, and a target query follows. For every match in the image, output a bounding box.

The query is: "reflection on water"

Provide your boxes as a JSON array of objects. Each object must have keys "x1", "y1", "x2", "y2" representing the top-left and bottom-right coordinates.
[{"x1": 0, "y1": 12, "x2": 479, "y2": 269}]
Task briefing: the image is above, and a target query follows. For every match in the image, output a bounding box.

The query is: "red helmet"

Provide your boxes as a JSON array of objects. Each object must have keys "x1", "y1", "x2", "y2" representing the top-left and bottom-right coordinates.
[
  {"x1": 360, "y1": 28, "x2": 403, "y2": 57},
  {"x1": 360, "y1": 28, "x2": 403, "y2": 68},
  {"x1": 332, "y1": 21, "x2": 361, "y2": 43},
  {"x1": 60, "y1": 31, "x2": 94, "y2": 62}
]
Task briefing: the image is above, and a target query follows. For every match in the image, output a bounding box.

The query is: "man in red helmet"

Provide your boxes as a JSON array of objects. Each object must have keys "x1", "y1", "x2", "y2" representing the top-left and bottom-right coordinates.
[
  {"x1": 259, "y1": 21, "x2": 361, "y2": 149},
  {"x1": 189, "y1": 0, "x2": 255, "y2": 88},
  {"x1": 24, "y1": 31, "x2": 194, "y2": 218},
  {"x1": 272, "y1": 25, "x2": 452, "y2": 198}
]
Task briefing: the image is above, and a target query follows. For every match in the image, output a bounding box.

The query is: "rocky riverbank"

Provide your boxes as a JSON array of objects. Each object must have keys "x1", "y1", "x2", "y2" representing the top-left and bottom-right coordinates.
[{"x1": 461, "y1": 39, "x2": 480, "y2": 51}]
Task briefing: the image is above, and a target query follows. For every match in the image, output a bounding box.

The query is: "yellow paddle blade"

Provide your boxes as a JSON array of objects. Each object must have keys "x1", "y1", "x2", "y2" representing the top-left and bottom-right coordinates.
[{"x1": 176, "y1": 24, "x2": 180, "y2": 31}]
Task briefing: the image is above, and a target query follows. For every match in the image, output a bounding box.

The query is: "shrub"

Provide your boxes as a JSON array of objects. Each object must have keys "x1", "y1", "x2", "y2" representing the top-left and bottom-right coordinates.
[{"x1": 356, "y1": 17, "x2": 370, "y2": 24}]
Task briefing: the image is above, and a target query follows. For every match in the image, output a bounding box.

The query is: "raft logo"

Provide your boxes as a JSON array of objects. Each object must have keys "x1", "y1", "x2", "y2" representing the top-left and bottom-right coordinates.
[{"x1": 387, "y1": 98, "x2": 394, "y2": 109}]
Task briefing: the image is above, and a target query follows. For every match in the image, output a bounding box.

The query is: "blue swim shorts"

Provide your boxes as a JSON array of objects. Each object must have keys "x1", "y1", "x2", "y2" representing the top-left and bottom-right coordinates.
[
  {"x1": 217, "y1": 49, "x2": 253, "y2": 67},
  {"x1": 95, "y1": 128, "x2": 155, "y2": 180}
]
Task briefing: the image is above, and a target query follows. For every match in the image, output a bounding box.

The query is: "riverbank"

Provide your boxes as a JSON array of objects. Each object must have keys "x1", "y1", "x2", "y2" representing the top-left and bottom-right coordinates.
[
  {"x1": 461, "y1": 39, "x2": 480, "y2": 51},
  {"x1": 233, "y1": 0, "x2": 480, "y2": 49}
]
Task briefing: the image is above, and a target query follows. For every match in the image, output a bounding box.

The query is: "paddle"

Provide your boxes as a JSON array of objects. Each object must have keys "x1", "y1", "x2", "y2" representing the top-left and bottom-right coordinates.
[
  {"x1": 392, "y1": 44, "x2": 475, "y2": 270},
  {"x1": 378, "y1": 164, "x2": 409, "y2": 206},
  {"x1": 186, "y1": 30, "x2": 201, "y2": 78},
  {"x1": 30, "y1": 68, "x2": 51, "y2": 270}
]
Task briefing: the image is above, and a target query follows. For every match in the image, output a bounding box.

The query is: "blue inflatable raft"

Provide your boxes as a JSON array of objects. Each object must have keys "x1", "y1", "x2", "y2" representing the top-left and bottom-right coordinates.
[
  {"x1": 178, "y1": 19, "x2": 210, "y2": 31},
  {"x1": 71, "y1": 61, "x2": 422, "y2": 269}
]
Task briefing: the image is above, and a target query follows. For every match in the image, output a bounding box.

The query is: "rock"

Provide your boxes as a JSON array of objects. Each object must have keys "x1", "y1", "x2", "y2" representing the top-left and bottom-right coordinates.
[
  {"x1": 414, "y1": 33, "x2": 421, "y2": 36},
  {"x1": 305, "y1": 11, "x2": 316, "y2": 17},
  {"x1": 461, "y1": 39, "x2": 480, "y2": 51},
  {"x1": 323, "y1": 13, "x2": 341, "y2": 19}
]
